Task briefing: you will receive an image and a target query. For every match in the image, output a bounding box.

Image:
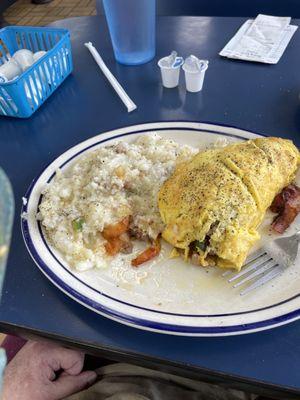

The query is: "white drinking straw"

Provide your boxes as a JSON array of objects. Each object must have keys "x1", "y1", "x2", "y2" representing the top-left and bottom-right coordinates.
[{"x1": 85, "y1": 42, "x2": 137, "y2": 113}]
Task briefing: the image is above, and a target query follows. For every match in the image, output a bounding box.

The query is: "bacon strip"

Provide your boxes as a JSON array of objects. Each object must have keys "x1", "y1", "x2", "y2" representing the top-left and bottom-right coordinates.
[
  {"x1": 271, "y1": 184, "x2": 300, "y2": 234},
  {"x1": 131, "y1": 239, "x2": 161, "y2": 267},
  {"x1": 270, "y1": 193, "x2": 285, "y2": 214}
]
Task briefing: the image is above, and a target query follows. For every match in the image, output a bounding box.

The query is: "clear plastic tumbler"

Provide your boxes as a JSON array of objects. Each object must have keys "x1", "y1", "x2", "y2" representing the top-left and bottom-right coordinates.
[{"x1": 102, "y1": 0, "x2": 156, "y2": 65}]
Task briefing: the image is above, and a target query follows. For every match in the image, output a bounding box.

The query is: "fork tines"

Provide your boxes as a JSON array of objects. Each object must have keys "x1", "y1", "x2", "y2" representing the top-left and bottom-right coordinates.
[{"x1": 223, "y1": 249, "x2": 283, "y2": 295}]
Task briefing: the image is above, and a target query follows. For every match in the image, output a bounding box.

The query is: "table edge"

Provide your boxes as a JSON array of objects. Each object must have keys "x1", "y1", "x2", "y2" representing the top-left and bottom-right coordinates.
[{"x1": 0, "y1": 321, "x2": 298, "y2": 399}]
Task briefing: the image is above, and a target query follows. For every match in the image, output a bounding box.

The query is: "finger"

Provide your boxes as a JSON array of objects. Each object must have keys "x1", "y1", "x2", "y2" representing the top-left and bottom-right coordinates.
[
  {"x1": 51, "y1": 370, "x2": 97, "y2": 399},
  {"x1": 51, "y1": 347, "x2": 85, "y2": 375}
]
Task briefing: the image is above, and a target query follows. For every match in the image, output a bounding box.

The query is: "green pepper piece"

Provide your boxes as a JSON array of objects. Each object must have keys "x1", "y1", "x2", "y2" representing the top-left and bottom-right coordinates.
[
  {"x1": 191, "y1": 240, "x2": 207, "y2": 253},
  {"x1": 72, "y1": 218, "x2": 84, "y2": 232}
]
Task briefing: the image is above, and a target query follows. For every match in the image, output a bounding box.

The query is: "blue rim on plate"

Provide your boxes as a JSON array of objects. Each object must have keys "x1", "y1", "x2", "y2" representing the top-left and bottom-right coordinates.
[{"x1": 21, "y1": 121, "x2": 300, "y2": 336}]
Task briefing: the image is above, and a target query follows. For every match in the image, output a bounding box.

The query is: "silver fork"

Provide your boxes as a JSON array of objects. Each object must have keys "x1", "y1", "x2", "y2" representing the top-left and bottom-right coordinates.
[{"x1": 223, "y1": 231, "x2": 300, "y2": 295}]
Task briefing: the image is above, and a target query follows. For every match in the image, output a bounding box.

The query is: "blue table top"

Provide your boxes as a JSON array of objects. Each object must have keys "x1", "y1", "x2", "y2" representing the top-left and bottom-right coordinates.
[{"x1": 0, "y1": 15, "x2": 300, "y2": 398}]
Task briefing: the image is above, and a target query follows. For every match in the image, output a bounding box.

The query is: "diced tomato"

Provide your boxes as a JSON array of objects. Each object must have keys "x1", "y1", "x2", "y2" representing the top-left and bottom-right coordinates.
[
  {"x1": 102, "y1": 216, "x2": 130, "y2": 240},
  {"x1": 104, "y1": 237, "x2": 124, "y2": 256},
  {"x1": 104, "y1": 233, "x2": 133, "y2": 256},
  {"x1": 131, "y1": 239, "x2": 161, "y2": 267}
]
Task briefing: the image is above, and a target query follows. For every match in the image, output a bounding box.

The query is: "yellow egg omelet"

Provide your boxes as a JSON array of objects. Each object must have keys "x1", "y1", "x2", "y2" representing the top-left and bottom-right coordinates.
[{"x1": 158, "y1": 137, "x2": 300, "y2": 271}]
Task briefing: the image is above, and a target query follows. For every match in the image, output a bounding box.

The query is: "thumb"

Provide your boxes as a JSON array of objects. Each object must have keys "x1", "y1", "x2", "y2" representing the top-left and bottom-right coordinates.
[{"x1": 51, "y1": 370, "x2": 97, "y2": 399}]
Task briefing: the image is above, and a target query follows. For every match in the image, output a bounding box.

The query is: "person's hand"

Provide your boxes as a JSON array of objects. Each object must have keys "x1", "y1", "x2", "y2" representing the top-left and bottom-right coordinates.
[{"x1": 2, "y1": 340, "x2": 97, "y2": 400}]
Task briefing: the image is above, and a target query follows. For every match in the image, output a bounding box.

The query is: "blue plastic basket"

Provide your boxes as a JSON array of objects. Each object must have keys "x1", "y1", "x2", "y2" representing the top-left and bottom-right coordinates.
[{"x1": 0, "y1": 26, "x2": 73, "y2": 118}]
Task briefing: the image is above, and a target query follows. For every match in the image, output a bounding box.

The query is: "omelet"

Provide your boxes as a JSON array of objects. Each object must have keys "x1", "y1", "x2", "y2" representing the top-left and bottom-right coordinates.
[{"x1": 158, "y1": 137, "x2": 300, "y2": 271}]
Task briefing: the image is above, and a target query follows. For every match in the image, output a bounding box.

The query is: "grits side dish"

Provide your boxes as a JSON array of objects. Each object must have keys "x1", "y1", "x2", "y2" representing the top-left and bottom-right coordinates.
[
  {"x1": 38, "y1": 134, "x2": 196, "y2": 271},
  {"x1": 159, "y1": 137, "x2": 300, "y2": 271}
]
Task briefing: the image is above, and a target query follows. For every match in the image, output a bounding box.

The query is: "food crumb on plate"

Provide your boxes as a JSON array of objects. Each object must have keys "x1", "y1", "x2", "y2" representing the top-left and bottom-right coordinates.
[{"x1": 21, "y1": 211, "x2": 28, "y2": 220}]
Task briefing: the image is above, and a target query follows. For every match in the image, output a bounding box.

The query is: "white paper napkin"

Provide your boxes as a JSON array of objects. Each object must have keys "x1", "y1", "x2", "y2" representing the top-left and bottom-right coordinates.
[{"x1": 220, "y1": 14, "x2": 298, "y2": 64}]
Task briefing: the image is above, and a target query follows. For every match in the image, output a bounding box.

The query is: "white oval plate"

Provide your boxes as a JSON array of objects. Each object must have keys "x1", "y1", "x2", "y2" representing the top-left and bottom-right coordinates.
[{"x1": 21, "y1": 122, "x2": 300, "y2": 336}]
